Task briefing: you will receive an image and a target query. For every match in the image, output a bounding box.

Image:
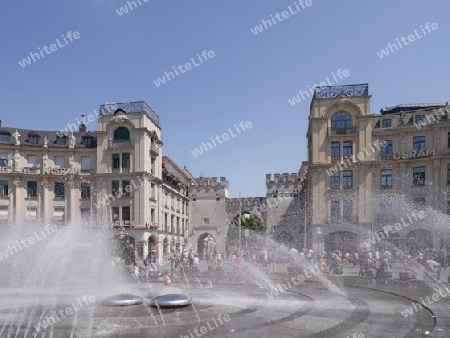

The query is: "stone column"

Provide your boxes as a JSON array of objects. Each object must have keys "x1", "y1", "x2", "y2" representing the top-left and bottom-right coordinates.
[
  {"x1": 40, "y1": 180, "x2": 50, "y2": 225},
  {"x1": 68, "y1": 180, "x2": 77, "y2": 224},
  {"x1": 13, "y1": 179, "x2": 22, "y2": 225}
]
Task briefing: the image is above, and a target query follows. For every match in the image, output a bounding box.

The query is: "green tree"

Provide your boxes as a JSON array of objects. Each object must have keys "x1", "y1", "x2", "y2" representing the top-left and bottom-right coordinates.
[{"x1": 237, "y1": 214, "x2": 264, "y2": 232}]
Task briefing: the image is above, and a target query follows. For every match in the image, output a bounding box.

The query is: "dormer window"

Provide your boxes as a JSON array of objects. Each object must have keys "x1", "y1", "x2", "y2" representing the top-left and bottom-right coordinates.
[
  {"x1": 82, "y1": 136, "x2": 95, "y2": 148},
  {"x1": 0, "y1": 132, "x2": 10, "y2": 142},
  {"x1": 28, "y1": 134, "x2": 40, "y2": 145},
  {"x1": 55, "y1": 136, "x2": 67, "y2": 145}
]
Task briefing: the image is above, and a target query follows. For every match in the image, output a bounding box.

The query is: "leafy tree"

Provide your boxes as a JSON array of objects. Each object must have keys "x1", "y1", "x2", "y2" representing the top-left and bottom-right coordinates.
[{"x1": 236, "y1": 214, "x2": 264, "y2": 232}]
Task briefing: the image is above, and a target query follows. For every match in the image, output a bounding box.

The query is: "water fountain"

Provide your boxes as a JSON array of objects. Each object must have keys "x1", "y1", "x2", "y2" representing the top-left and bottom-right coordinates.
[{"x1": 0, "y1": 191, "x2": 444, "y2": 337}]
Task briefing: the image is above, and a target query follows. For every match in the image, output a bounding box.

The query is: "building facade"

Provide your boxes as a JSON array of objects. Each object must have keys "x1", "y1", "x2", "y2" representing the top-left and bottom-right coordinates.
[
  {"x1": 306, "y1": 83, "x2": 450, "y2": 254},
  {"x1": 0, "y1": 101, "x2": 190, "y2": 263},
  {"x1": 188, "y1": 177, "x2": 229, "y2": 258}
]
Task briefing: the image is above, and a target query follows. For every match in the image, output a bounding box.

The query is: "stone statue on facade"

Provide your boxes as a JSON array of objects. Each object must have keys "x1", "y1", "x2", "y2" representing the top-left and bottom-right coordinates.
[
  {"x1": 43, "y1": 136, "x2": 48, "y2": 148},
  {"x1": 69, "y1": 133, "x2": 76, "y2": 148},
  {"x1": 13, "y1": 150, "x2": 20, "y2": 171},
  {"x1": 12, "y1": 130, "x2": 20, "y2": 145}
]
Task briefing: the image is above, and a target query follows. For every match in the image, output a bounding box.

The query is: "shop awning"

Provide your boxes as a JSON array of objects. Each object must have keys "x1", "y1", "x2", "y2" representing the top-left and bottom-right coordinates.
[{"x1": 53, "y1": 211, "x2": 64, "y2": 220}]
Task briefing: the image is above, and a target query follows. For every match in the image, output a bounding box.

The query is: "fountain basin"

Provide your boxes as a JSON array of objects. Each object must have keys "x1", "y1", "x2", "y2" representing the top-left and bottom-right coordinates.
[
  {"x1": 150, "y1": 293, "x2": 191, "y2": 308},
  {"x1": 102, "y1": 293, "x2": 143, "y2": 306}
]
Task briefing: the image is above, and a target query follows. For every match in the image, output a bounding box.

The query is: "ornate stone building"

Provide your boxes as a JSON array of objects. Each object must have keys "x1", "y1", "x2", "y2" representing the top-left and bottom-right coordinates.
[
  {"x1": 306, "y1": 83, "x2": 450, "y2": 254},
  {"x1": 0, "y1": 101, "x2": 190, "y2": 263}
]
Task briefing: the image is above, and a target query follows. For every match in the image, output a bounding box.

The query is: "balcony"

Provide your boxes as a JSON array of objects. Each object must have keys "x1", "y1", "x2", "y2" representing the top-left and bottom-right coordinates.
[
  {"x1": 0, "y1": 167, "x2": 12, "y2": 173},
  {"x1": 380, "y1": 154, "x2": 393, "y2": 161},
  {"x1": 328, "y1": 126, "x2": 357, "y2": 136},
  {"x1": 80, "y1": 169, "x2": 92, "y2": 175},
  {"x1": 150, "y1": 143, "x2": 159, "y2": 156},
  {"x1": 22, "y1": 167, "x2": 40, "y2": 174},
  {"x1": 108, "y1": 139, "x2": 133, "y2": 149}
]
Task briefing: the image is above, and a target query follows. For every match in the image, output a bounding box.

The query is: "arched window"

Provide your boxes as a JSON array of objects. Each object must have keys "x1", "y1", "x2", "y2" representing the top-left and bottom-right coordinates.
[
  {"x1": 113, "y1": 127, "x2": 130, "y2": 141},
  {"x1": 331, "y1": 112, "x2": 352, "y2": 134}
]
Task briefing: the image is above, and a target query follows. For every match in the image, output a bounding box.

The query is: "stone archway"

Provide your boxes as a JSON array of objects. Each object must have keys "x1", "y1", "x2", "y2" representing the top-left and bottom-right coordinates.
[
  {"x1": 197, "y1": 233, "x2": 216, "y2": 260},
  {"x1": 324, "y1": 231, "x2": 358, "y2": 254}
]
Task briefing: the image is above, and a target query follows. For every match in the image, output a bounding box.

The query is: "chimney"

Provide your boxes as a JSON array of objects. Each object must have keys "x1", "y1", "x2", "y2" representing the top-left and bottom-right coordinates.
[
  {"x1": 0, "y1": 119, "x2": 2, "y2": 128},
  {"x1": 79, "y1": 115, "x2": 86, "y2": 132}
]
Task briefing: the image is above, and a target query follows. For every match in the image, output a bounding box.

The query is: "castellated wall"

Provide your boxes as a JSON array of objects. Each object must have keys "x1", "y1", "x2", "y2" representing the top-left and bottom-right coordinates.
[
  {"x1": 188, "y1": 177, "x2": 229, "y2": 255},
  {"x1": 265, "y1": 173, "x2": 305, "y2": 248}
]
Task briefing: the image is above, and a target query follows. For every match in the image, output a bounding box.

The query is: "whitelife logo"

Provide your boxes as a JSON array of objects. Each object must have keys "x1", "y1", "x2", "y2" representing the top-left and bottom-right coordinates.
[
  {"x1": 116, "y1": 0, "x2": 149, "y2": 16},
  {"x1": 190, "y1": 121, "x2": 253, "y2": 158},
  {"x1": 287, "y1": 69, "x2": 350, "y2": 106},
  {"x1": 376, "y1": 22, "x2": 438, "y2": 59},
  {"x1": 180, "y1": 313, "x2": 231, "y2": 338},
  {"x1": 0, "y1": 224, "x2": 59, "y2": 261},
  {"x1": 153, "y1": 50, "x2": 216, "y2": 87},
  {"x1": 34, "y1": 295, "x2": 96, "y2": 332},
  {"x1": 250, "y1": 0, "x2": 313, "y2": 35},
  {"x1": 18, "y1": 31, "x2": 81, "y2": 68}
]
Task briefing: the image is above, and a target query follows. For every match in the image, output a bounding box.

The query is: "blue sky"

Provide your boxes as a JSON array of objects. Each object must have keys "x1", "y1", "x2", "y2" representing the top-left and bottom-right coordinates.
[{"x1": 1, "y1": 0, "x2": 449, "y2": 197}]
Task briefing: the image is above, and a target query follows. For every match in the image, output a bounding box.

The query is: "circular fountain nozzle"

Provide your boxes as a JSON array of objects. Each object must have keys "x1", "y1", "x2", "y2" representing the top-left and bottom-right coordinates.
[
  {"x1": 150, "y1": 293, "x2": 191, "y2": 308},
  {"x1": 102, "y1": 294, "x2": 143, "y2": 306}
]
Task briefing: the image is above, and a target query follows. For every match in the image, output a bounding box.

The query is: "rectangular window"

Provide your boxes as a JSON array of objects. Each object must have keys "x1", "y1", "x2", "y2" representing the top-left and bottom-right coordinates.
[
  {"x1": 28, "y1": 135, "x2": 39, "y2": 145},
  {"x1": 202, "y1": 218, "x2": 210, "y2": 225},
  {"x1": 112, "y1": 154, "x2": 120, "y2": 169},
  {"x1": 413, "y1": 196, "x2": 425, "y2": 210},
  {"x1": 112, "y1": 180, "x2": 120, "y2": 194},
  {"x1": 343, "y1": 170, "x2": 353, "y2": 189},
  {"x1": 56, "y1": 137, "x2": 67, "y2": 145},
  {"x1": 0, "y1": 134, "x2": 10, "y2": 142},
  {"x1": 331, "y1": 201, "x2": 340, "y2": 222},
  {"x1": 53, "y1": 207, "x2": 65, "y2": 222},
  {"x1": 330, "y1": 172, "x2": 340, "y2": 189},
  {"x1": 151, "y1": 208, "x2": 155, "y2": 222},
  {"x1": 80, "y1": 208, "x2": 91, "y2": 220},
  {"x1": 122, "y1": 153, "x2": 130, "y2": 169},
  {"x1": 81, "y1": 182, "x2": 91, "y2": 199},
  {"x1": 0, "y1": 153, "x2": 8, "y2": 167},
  {"x1": 122, "y1": 180, "x2": 131, "y2": 196},
  {"x1": 26, "y1": 206, "x2": 38, "y2": 220},
  {"x1": 381, "y1": 140, "x2": 393, "y2": 155},
  {"x1": 343, "y1": 200, "x2": 353, "y2": 222},
  {"x1": 413, "y1": 136, "x2": 426, "y2": 151},
  {"x1": 81, "y1": 156, "x2": 91, "y2": 170},
  {"x1": 380, "y1": 169, "x2": 393, "y2": 189},
  {"x1": 413, "y1": 166, "x2": 425, "y2": 186},
  {"x1": 382, "y1": 119, "x2": 392, "y2": 128},
  {"x1": 164, "y1": 213, "x2": 168, "y2": 232},
  {"x1": 27, "y1": 181, "x2": 37, "y2": 197},
  {"x1": 331, "y1": 142, "x2": 340, "y2": 158},
  {"x1": 415, "y1": 115, "x2": 425, "y2": 124},
  {"x1": 54, "y1": 182, "x2": 65, "y2": 198},
  {"x1": 112, "y1": 207, "x2": 120, "y2": 224},
  {"x1": 122, "y1": 206, "x2": 130, "y2": 221},
  {"x1": 27, "y1": 155, "x2": 37, "y2": 168},
  {"x1": 54, "y1": 156, "x2": 65, "y2": 168},
  {"x1": 448, "y1": 132, "x2": 450, "y2": 148},
  {"x1": 82, "y1": 137, "x2": 94, "y2": 147},
  {"x1": 447, "y1": 164, "x2": 450, "y2": 184},
  {"x1": 0, "y1": 180, "x2": 8, "y2": 196},
  {"x1": 343, "y1": 141, "x2": 352, "y2": 157}
]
